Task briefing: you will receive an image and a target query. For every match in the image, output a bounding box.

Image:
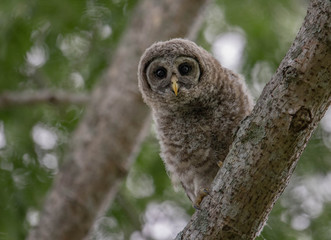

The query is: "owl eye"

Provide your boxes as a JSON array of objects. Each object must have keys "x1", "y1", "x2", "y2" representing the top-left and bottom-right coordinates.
[
  {"x1": 155, "y1": 67, "x2": 167, "y2": 79},
  {"x1": 178, "y1": 63, "x2": 192, "y2": 76}
]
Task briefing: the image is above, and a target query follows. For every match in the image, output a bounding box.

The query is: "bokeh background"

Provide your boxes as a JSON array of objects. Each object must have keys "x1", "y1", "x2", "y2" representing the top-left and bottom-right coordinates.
[{"x1": 1, "y1": 0, "x2": 331, "y2": 239}]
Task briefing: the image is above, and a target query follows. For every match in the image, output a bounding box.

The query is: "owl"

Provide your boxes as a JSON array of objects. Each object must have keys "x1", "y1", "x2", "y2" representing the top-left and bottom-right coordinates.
[{"x1": 138, "y1": 38, "x2": 253, "y2": 208}]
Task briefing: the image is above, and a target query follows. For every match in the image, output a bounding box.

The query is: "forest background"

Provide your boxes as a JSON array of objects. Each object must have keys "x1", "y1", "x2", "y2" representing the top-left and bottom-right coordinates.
[{"x1": 0, "y1": 0, "x2": 330, "y2": 239}]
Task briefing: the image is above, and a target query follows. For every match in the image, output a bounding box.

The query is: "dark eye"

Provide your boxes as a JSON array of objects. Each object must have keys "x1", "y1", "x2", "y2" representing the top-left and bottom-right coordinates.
[
  {"x1": 155, "y1": 67, "x2": 167, "y2": 79},
  {"x1": 178, "y1": 63, "x2": 191, "y2": 75}
]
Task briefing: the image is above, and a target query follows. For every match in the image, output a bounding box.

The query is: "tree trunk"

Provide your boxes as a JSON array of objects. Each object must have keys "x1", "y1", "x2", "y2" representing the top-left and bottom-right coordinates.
[
  {"x1": 176, "y1": 0, "x2": 331, "y2": 239},
  {"x1": 26, "y1": 0, "x2": 208, "y2": 239}
]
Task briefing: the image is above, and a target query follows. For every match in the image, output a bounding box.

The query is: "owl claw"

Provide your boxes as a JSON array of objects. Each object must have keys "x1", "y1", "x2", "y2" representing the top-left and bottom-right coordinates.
[
  {"x1": 193, "y1": 188, "x2": 210, "y2": 210},
  {"x1": 217, "y1": 160, "x2": 223, "y2": 168}
]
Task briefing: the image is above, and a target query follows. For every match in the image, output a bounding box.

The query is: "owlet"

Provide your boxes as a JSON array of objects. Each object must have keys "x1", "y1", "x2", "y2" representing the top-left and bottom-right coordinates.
[{"x1": 138, "y1": 38, "x2": 253, "y2": 207}]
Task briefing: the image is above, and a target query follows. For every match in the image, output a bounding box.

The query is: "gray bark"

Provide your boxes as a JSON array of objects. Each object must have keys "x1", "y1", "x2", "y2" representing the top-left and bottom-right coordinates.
[
  {"x1": 176, "y1": 0, "x2": 331, "y2": 239},
  {"x1": 26, "y1": 0, "x2": 208, "y2": 239},
  {"x1": 0, "y1": 90, "x2": 89, "y2": 108}
]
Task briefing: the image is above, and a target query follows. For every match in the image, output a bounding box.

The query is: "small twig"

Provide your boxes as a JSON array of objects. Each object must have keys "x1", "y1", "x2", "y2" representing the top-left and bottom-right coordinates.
[{"x1": 0, "y1": 90, "x2": 90, "y2": 108}]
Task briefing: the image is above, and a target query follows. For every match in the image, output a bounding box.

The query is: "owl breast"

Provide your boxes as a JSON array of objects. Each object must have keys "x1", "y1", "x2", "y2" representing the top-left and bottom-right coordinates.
[{"x1": 154, "y1": 107, "x2": 222, "y2": 202}]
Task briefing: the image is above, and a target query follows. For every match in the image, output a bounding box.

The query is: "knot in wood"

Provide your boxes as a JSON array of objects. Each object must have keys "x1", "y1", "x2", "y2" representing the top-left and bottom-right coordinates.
[
  {"x1": 289, "y1": 107, "x2": 312, "y2": 132},
  {"x1": 282, "y1": 65, "x2": 300, "y2": 87},
  {"x1": 283, "y1": 65, "x2": 299, "y2": 79},
  {"x1": 222, "y1": 225, "x2": 232, "y2": 231}
]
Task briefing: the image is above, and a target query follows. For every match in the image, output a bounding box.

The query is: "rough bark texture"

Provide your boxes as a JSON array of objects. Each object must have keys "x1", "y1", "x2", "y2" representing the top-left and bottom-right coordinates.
[
  {"x1": 176, "y1": 0, "x2": 331, "y2": 239},
  {"x1": 27, "y1": 0, "x2": 208, "y2": 240}
]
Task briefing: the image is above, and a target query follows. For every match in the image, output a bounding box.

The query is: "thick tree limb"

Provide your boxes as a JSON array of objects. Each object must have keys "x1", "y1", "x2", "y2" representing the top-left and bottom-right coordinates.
[
  {"x1": 176, "y1": 0, "x2": 331, "y2": 239},
  {"x1": 0, "y1": 90, "x2": 89, "y2": 108},
  {"x1": 26, "y1": 0, "x2": 208, "y2": 240}
]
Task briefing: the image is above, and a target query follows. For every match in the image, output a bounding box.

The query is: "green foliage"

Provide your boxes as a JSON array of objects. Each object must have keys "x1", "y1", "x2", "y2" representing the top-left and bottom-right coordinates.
[
  {"x1": 0, "y1": 0, "x2": 330, "y2": 239},
  {"x1": 0, "y1": 0, "x2": 137, "y2": 239},
  {"x1": 216, "y1": 0, "x2": 304, "y2": 72}
]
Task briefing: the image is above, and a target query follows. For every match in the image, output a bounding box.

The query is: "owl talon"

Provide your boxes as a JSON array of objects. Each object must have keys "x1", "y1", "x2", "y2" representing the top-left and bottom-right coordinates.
[
  {"x1": 193, "y1": 204, "x2": 202, "y2": 210},
  {"x1": 217, "y1": 160, "x2": 223, "y2": 168},
  {"x1": 193, "y1": 188, "x2": 210, "y2": 210}
]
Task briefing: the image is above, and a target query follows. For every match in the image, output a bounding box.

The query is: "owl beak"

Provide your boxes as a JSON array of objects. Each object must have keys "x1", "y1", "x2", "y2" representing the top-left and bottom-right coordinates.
[{"x1": 171, "y1": 75, "x2": 179, "y2": 96}]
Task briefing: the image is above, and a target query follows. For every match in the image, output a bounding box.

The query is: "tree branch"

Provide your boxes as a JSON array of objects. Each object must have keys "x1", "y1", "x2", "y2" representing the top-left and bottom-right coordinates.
[
  {"x1": 176, "y1": 0, "x2": 331, "y2": 239},
  {"x1": 26, "y1": 0, "x2": 209, "y2": 239},
  {"x1": 0, "y1": 90, "x2": 89, "y2": 108}
]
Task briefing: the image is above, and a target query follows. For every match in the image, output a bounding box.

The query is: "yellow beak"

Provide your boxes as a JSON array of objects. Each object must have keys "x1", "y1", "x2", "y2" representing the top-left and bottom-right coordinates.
[{"x1": 171, "y1": 75, "x2": 179, "y2": 96}]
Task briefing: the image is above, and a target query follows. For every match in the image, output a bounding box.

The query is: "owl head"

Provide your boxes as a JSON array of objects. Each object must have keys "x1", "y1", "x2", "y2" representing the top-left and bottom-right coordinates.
[{"x1": 138, "y1": 39, "x2": 220, "y2": 109}]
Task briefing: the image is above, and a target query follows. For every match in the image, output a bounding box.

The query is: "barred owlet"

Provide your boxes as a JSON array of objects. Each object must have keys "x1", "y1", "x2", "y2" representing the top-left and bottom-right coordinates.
[{"x1": 138, "y1": 38, "x2": 253, "y2": 208}]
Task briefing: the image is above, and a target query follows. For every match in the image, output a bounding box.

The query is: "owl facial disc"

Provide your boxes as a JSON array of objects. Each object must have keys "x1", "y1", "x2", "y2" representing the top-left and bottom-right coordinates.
[
  {"x1": 143, "y1": 55, "x2": 200, "y2": 97},
  {"x1": 171, "y1": 75, "x2": 179, "y2": 96}
]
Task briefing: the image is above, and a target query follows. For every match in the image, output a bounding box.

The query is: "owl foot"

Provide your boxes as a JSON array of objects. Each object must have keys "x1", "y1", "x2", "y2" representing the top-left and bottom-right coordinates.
[
  {"x1": 193, "y1": 188, "x2": 210, "y2": 210},
  {"x1": 217, "y1": 160, "x2": 223, "y2": 168}
]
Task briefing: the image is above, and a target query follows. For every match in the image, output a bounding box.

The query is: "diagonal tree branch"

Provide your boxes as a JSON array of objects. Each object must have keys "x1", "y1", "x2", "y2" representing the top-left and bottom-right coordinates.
[
  {"x1": 0, "y1": 90, "x2": 89, "y2": 108},
  {"x1": 27, "y1": 0, "x2": 209, "y2": 239},
  {"x1": 176, "y1": 0, "x2": 331, "y2": 239}
]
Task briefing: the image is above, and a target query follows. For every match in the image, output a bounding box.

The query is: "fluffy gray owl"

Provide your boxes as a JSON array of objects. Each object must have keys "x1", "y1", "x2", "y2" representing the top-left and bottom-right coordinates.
[{"x1": 138, "y1": 38, "x2": 253, "y2": 208}]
